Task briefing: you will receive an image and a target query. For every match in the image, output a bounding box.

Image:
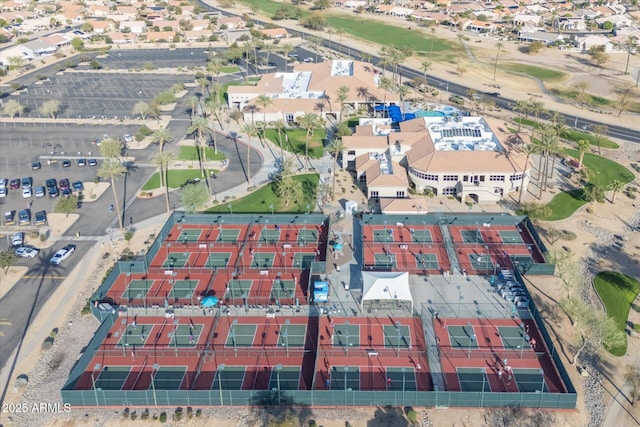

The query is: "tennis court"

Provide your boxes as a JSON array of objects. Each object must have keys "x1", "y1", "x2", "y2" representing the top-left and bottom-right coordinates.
[
  {"x1": 386, "y1": 367, "x2": 417, "y2": 391},
  {"x1": 168, "y1": 280, "x2": 199, "y2": 299},
  {"x1": 280, "y1": 323, "x2": 306, "y2": 348},
  {"x1": 468, "y1": 253, "x2": 493, "y2": 271},
  {"x1": 163, "y1": 252, "x2": 190, "y2": 268},
  {"x1": 498, "y1": 326, "x2": 530, "y2": 350},
  {"x1": 330, "y1": 366, "x2": 360, "y2": 390},
  {"x1": 152, "y1": 366, "x2": 187, "y2": 390},
  {"x1": 513, "y1": 368, "x2": 547, "y2": 392},
  {"x1": 457, "y1": 368, "x2": 490, "y2": 392},
  {"x1": 259, "y1": 228, "x2": 281, "y2": 243},
  {"x1": 270, "y1": 279, "x2": 296, "y2": 300},
  {"x1": 94, "y1": 366, "x2": 131, "y2": 390},
  {"x1": 168, "y1": 324, "x2": 203, "y2": 347},
  {"x1": 212, "y1": 366, "x2": 246, "y2": 390},
  {"x1": 226, "y1": 280, "x2": 253, "y2": 299},
  {"x1": 411, "y1": 229, "x2": 433, "y2": 243},
  {"x1": 333, "y1": 322, "x2": 360, "y2": 348},
  {"x1": 269, "y1": 366, "x2": 301, "y2": 391},
  {"x1": 206, "y1": 252, "x2": 232, "y2": 268},
  {"x1": 374, "y1": 253, "x2": 396, "y2": 269},
  {"x1": 252, "y1": 252, "x2": 275, "y2": 269},
  {"x1": 298, "y1": 228, "x2": 317, "y2": 244},
  {"x1": 383, "y1": 324, "x2": 411, "y2": 349},
  {"x1": 512, "y1": 254, "x2": 533, "y2": 265},
  {"x1": 447, "y1": 325, "x2": 478, "y2": 349},
  {"x1": 121, "y1": 279, "x2": 154, "y2": 299},
  {"x1": 177, "y1": 229, "x2": 202, "y2": 243},
  {"x1": 499, "y1": 230, "x2": 524, "y2": 244},
  {"x1": 226, "y1": 324, "x2": 257, "y2": 347},
  {"x1": 415, "y1": 253, "x2": 439, "y2": 270},
  {"x1": 293, "y1": 253, "x2": 315, "y2": 269},
  {"x1": 373, "y1": 229, "x2": 395, "y2": 243},
  {"x1": 217, "y1": 229, "x2": 240, "y2": 243},
  {"x1": 461, "y1": 229, "x2": 484, "y2": 244},
  {"x1": 116, "y1": 323, "x2": 153, "y2": 347}
]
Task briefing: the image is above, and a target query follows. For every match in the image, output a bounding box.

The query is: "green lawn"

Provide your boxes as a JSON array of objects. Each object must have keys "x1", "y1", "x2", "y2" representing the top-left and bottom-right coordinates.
[
  {"x1": 500, "y1": 63, "x2": 567, "y2": 83},
  {"x1": 178, "y1": 145, "x2": 226, "y2": 162},
  {"x1": 220, "y1": 65, "x2": 241, "y2": 73},
  {"x1": 541, "y1": 189, "x2": 587, "y2": 221},
  {"x1": 549, "y1": 88, "x2": 640, "y2": 114},
  {"x1": 514, "y1": 118, "x2": 619, "y2": 149},
  {"x1": 264, "y1": 128, "x2": 326, "y2": 158},
  {"x1": 206, "y1": 174, "x2": 319, "y2": 214},
  {"x1": 142, "y1": 169, "x2": 208, "y2": 191},
  {"x1": 563, "y1": 149, "x2": 634, "y2": 187},
  {"x1": 237, "y1": 0, "x2": 290, "y2": 15},
  {"x1": 221, "y1": 78, "x2": 260, "y2": 103},
  {"x1": 594, "y1": 271, "x2": 640, "y2": 357}
]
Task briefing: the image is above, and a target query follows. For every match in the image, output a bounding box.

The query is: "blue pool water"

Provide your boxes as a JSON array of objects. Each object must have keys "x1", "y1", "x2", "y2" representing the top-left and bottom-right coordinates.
[{"x1": 415, "y1": 110, "x2": 445, "y2": 117}]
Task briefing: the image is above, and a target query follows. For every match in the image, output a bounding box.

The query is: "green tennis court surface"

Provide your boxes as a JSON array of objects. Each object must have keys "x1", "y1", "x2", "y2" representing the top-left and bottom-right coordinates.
[
  {"x1": 206, "y1": 252, "x2": 232, "y2": 268},
  {"x1": 227, "y1": 324, "x2": 257, "y2": 347},
  {"x1": 152, "y1": 366, "x2": 186, "y2": 390},
  {"x1": 269, "y1": 366, "x2": 301, "y2": 390},
  {"x1": 298, "y1": 229, "x2": 317, "y2": 243},
  {"x1": 293, "y1": 253, "x2": 315, "y2": 269},
  {"x1": 447, "y1": 325, "x2": 478, "y2": 349},
  {"x1": 374, "y1": 253, "x2": 396, "y2": 269},
  {"x1": 259, "y1": 228, "x2": 281, "y2": 243},
  {"x1": 457, "y1": 368, "x2": 490, "y2": 392},
  {"x1": 386, "y1": 367, "x2": 417, "y2": 391},
  {"x1": 212, "y1": 366, "x2": 246, "y2": 390},
  {"x1": 271, "y1": 279, "x2": 296, "y2": 300},
  {"x1": 122, "y1": 279, "x2": 154, "y2": 299},
  {"x1": 373, "y1": 229, "x2": 395, "y2": 243},
  {"x1": 94, "y1": 366, "x2": 131, "y2": 390},
  {"x1": 498, "y1": 326, "x2": 530, "y2": 350},
  {"x1": 168, "y1": 280, "x2": 199, "y2": 299},
  {"x1": 330, "y1": 366, "x2": 360, "y2": 390},
  {"x1": 226, "y1": 279, "x2": 253, "y2": 298},
  {"x1": 333, "y1": 323, "x2": 360, "y2": 348},
  {"x1": 280, "y1": 323, "x2": 306, "y2": 347},
  {"x1": 499, "y1": 230, "x2": 524, "y2": 244},
  {"x1": 512, "y1": 255, "x2": 533, "y2": 265},
  {"x1": 217, "y1": 229, "x2": 240, "y2": 243},
  {"x1": 383, "y1": 324, "x2": 411, "y2": 349},
  {"x1": 252, "y1": 252, "x2": 275, "y2": 269},
  {"x1": 415, "y1": 253, "x2": 439, "y2": 269},
  {"x1": 411, "y1": 229, "x2": 433, "y2": 243},
  {"x1": 169, "y1": 324, "x2": 203, "y2": 347},
  {"x1": 177, "y1": 229, "x2": 202, "y2": 243},
  {"x1": 163, "y1": 252, "x2": 190, "y2": 268},
  {"x1": 469, "y1": 253, "x2": 493, "y2": 270},
  {"x1": 461, "y1": 229, "x2": 484, "y2": 244},
  {"x1": 513, "y1": 368, "x2": 547, "y2": 392},
  {"x1": 116, "y1": 324, "x2": 153, "y2": 347}
]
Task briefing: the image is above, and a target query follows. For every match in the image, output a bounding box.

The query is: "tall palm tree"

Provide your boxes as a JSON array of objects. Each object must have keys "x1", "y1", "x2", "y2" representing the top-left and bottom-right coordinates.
[
  {"x1": 207, "y1": 57, "x2": 223, "y2": 86},
  {"x1": 255, "y1": 94, "x2": 273, "y2": 134},
  {"x1": 188, "y1": 95, "x2": 199, "y2": 119},
  {"x1": 274, "y1": 119, "x2": 286, "y2": 161},
  {"x1": 187, "y1": 116, "x2": 212, "y2": 178},
  {"x1": 98, "y1": 158, "x2": 128, "y2": 230},
  {"x1": 396, "y1": 85, "x2": 411, "y2": 120},
  {"x1": 577, "y1": 139, "x2": 590, "y2": 170},
  {"x1": 518, "y1": 143, "x2": 539, "y2": 204},
  {"x1": 242, "y1": 123, "x2": 259, "y2": 185},
  {"x1": 153, "y1": 152, "x2": 176, "y2": 213},
  {"x1": 529, "y1": 99, "x2": 546, "y2": 141},
  {"x1": 541, "y1": 132, "x2": 559, "y2": 190},
  {"x1": 420, "y1": 60, "x2": 431, "y2": 89},
  {"x1": 536, "y1": 130, "x2": 557, "y2": 197},
  {"x1": 336, "y1": 85, "x2": 350, "y2": 119},
  {"x1": 279, "y1": 43, "x2": 294, "y2": 71},
  {"x1": 378, "y1": 77, "x2": 393, "y2": 107},
  {"x1": 297, "y1": 112, "x2": 321, "y2": 169},
  {"x1": 152, "y1": 128, "x2": 172, "y2": 153},
  {"x1": 327, "y1": 138, "x2": 346, "y2": 201},
  {"x1": 609, "y1": 179, "x2": 623, "y2": 203},
  {"x1": 493, "y1": 42, "x2": 503, "y2": 81},
  {"x1": 513, "y1": 100, "x2": 529, "y2": 133}
]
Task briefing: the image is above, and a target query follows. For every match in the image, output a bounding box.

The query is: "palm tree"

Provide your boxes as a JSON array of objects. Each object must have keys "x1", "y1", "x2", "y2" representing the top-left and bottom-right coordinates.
[
  {"x1": 279, "y1": 43, "x2": 294, "y2": 71},
  {"x1": 152, "y1": 128, "x2": 172, "y2": 153},
  {"x1": 518, "y1": 143, "x2": 539, "y2": 204},
  {"x1": 336, "y1": 85, "x2": 350, "y2": 119},
  {"x1": 429, "y1": 27, "x2": 436, "y2": 59},
  {"x1": 297, "y1": 112, "x2": 321, "y2": 169},
  {"x1": 188, "y1": 96, "x2": 199, "y2": 119},
  {"x1": 577, "y1": 139, "x2": 590, "y2": 170},
  {"x1": 592, "y1": 124, "x2": 608, "y2": 155},
  {"x1": 609, "y1": 179, "x2": 623, "y2": 203},
  {"x1": 420, "y1": 60, "x2": 431, "y2": 89},
  {"x1": 98, "y1": 158, "x2": 128, "y2": 230},
  {"x1": 493, "y1": 42, "x2": 503, "y2": 81},
  {"x1": 274, "y1": 119, "x2": 286, "y2": 160},
  {"x1": 529, "y1": 99, "x2": 546, "y2": 141},
  {"x1": 187, "y1": 116, "x2": 212, "y2": 178},
  {"x1": 396, "y1": 85, "x2": 411, "y2": 120},
  {"x1": 153, "y1": 152, "x2": 176, "y2": 213},
  {"x1": 513, "y1": 100, "x2": 529, "y2": 133},
  {"x1": 242, "y1": 123, "x2": 258, "y2": 185},
  {"x1": 255, "y1": 94, "x2": 273, "y2": 134},
  {"x1": 207, "y1": 57, "x2": 223, "y2": 86},
  {"x1": 327, "y1": 138, "x2": 346, "y2": 201},
  {"x1": 378, "y1": 77, "x2": 393, "y2": 107}
]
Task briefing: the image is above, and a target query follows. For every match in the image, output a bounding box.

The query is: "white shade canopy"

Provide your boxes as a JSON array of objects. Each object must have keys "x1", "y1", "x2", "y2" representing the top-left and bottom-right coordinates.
[{"x1": 361, "y1": 271, "x2": 412, "y2": 312}]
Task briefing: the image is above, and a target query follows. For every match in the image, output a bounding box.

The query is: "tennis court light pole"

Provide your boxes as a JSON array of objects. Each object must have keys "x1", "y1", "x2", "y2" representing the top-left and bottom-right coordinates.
[
  {"x1": 344, "y1": 367, "x2": 349, "y2": 406},
  {"x1": 396, "y1": 321, "x2": 402, "y2": 358},
  {"x1": 231, "y1": 319, "x2": 238, "y2": 356},
  {"x1": 402, "y1": 368, "x2": 406, "y2": 404},
  {"x1": 480, "y1": 368, "x2": 485, "y2": 407},
  {"x1": 91, "y1": 364, "x2": 101, "y2": 406},
  {"x1": 520, "y1": 322, "x2": 526, "y2": 358},
  {"x1": 120, "y1": 318, "x2": 127, "y2": 357},
  {"x1": 467, "y1": 322, "x2": 474, "y2": 359},
  {"x1": 345, "y1": 320, "x2": 350, "y2": 356},
  {"x1": 538, "y1": 368, "x2": 545, "y2": 407},
  {"x1": 485, "y1": 245, "x2": 489, "y2": 274},
  {"x1": 218, "y1": 364, "x2": 225, "y2": 406},
  {"x1": 276, "y1": 364, "x2": 283, "y2": 406},
  {"x1": 151, "y1": 363, "x2": 159, "y2": 406}
]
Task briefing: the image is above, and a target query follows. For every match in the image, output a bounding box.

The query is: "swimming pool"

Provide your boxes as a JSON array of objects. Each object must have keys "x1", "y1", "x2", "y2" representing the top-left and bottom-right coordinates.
[{"x1": 414, "y1": 105, "x2": 458, "y2": 117}]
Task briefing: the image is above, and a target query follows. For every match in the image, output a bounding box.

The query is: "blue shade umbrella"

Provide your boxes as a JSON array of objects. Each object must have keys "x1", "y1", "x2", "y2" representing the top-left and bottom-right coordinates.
[
  {"x1": 334, "y1": 243, "x2": 343, "y2": 251},
  {"x1": 202, "y1": 296, "x2": 219, "y2": 307}
]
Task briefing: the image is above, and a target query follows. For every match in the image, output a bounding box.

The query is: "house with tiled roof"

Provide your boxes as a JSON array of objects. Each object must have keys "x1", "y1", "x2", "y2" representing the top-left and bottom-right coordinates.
[
  {"x1": 259, "y1": 27, "x2": 289, "y2": 39},
  {"x1": 183, "y1": 29, "x2": 214, "y2": 42},
  {"x1": 87, "y1": 4, "x2": 110, "y2": 17},
  {"x1": 219, "y1": 16, "x2": 245, "y2": 29},
  {"x1": 109, "y1": 31, "x2": 138, "y2": 44},
  {"x1": 87, "y1": 19, "x2": 114, "y2": 34},
  {"x1": 119, "y1": 20, "x2": 147, "y2": 34},
  {"x1": 146, "y1": 30, "x2": 176, "y2": 42}
]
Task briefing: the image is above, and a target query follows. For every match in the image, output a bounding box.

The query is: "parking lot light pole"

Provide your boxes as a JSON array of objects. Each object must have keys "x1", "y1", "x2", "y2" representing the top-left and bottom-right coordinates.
[{"x1": 218, "y1": 364, "x2": 225, "y2": 406}]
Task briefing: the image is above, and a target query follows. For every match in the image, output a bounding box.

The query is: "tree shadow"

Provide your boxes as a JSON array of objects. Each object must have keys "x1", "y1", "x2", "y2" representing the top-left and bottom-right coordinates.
[
  {"x1": 484, "y1": 405, "x2": 557, "y2": 426},
  {"x1": 248, "y1": 390, "x2": 313, "y2": 427},
  {"x1": 367, "y1": 406, "x2": 409, "y2": 427}
]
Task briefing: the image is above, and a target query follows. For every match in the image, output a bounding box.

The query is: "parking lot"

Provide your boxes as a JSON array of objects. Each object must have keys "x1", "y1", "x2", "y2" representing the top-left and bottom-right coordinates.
[{"x1": 96, "y1": 48, "x2": 210, "y2": 70}]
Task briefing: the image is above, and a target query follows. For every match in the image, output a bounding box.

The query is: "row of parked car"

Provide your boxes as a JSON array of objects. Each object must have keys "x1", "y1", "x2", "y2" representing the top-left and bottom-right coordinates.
[
  {"x1": 11, "y1": 236, "x2": 76, "y2": 265},
  {"x1": 4, "y1": 209, "x2": 46, "y2": 226},
  {"x1": 0, "y1": 177, "x2": 84, "y2": 199}
]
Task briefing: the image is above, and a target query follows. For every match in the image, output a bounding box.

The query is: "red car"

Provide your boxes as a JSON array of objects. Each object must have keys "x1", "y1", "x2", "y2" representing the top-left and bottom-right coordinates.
[
  {"x1": 59, "y1": 178, "x2": 70, "y2": 190},
  {"x1": 9, "y1": 179, "x2": 20, "y2": 190}
]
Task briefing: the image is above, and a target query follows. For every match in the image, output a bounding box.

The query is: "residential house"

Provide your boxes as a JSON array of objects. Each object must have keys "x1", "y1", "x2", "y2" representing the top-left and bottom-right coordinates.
[
  {"x1": 190, "y1": 19, "x2": 211, "y2": 31},
  {"x1": 219, "y1": 16, "x2": 245, "y2": 29},
  {"x1": 183, "y1": 29, "x2": 214, "y2": 42},
  {"x1": 575, "y1": 35, "x2": 613, "y2": 51},
  {"x1": 512, "y1": 14, "x2": 543, "y2": 27},
  {"x1": 146, "y1": 30, "x2": 176, "y2": 42},
  {"x1": 259, "y1": 27, "x2": 289, "y2": 39},
  {"x1": 119, "y1": 20, "x2": 147, "y2": 34},
  {"x1": 595, "y1": 14, "x2": 632, "y2": 29},
  {"x1": 41, "y1": 34, "x2": 71, "y2": 49},
  {"x1": 462, "y1": 20, "x2": 496, "y2": 34},
  {"x1": 518, "y1": 28, "x2": 565, "y2": 45},
  {"x1": 87, "y1": 4, "x2": 110, "y2": 17},
  {"x1": 0, "y1": 44, "x2": 33, "y2": 66},
  {"x1": 554, "y1": 16, "x2": 587, "y2": 31},
  {"x1": 88, "y1": 19, "x2": 114, "y2": 34},
  {"x1": 109, "y1": 31, "x2": 137, "y2": 44}
]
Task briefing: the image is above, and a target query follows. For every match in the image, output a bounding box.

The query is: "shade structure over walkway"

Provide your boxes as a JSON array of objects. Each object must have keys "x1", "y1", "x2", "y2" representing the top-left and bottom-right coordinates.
[{"x1": 361, "y1": 271, "x2": 413, "y2": 313}]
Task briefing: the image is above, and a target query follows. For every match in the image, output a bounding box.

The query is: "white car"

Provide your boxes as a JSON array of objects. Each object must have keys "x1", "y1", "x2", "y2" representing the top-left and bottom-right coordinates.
[
  {"x1": 22, "y1": 187, "x2": 32, "y2": 198},
  {"x1": 15, "y1": 246, "x2": 39, "y2": 258},
  {"x1": 0, "y1": 187, "x2": 6, "y2": 198},
  {"x1": 50, "y1": 244, "x2": 76, "y2": 265},
  {"x1": 123, "y1": 134, "x2": 133, "y2": 143},
  {"x1": 11, "y1": 232, "x2": 24, "y2": 247}
]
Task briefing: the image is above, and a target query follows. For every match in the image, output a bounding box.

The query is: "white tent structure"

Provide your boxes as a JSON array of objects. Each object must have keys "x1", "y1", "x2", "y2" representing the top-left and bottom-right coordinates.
[{"x1": 361, "y1": 271, "x2": 413, "y2": 313}]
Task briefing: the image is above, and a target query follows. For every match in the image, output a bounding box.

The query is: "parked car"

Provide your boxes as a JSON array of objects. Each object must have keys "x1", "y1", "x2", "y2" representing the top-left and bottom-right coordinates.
[
  {"x1": 72, "y1": 181, "x2": 84, "y2": 192},
  {"x1": 48, "y1": 186, "x2": 59, "y2": 198},
  {"x1": 448, "y1": 95, "x2": 465, "y2": 106},
  {"x1": 11, "y1": 232, "x2": 24, "y2": 247},
  {"x1": 61, "y1": 188, "x2": 71, "y2": 198},
  {"x1": 9, "y1": 179, "x2": 20, "y2": 190},
  {"x1": 45, "y1": 178, "x2": 57, "y2": 188},
  {"x1": 88, "y1": 159, "x2": 97, "y2": 167},
  {"x1": 0, "y1": 187, "x2": 6, "y2": 198},
  {"x1": 22, "y1": 187, "x2": 32, "y2": 198},
  {"x1": 50, "y1": 244, "x2": 76, "y2": 265},
  {"x1": 0, "y1": 178, "x2": 7, "y2": 189},
  {"x1": 32, "y1": 161, "x2": 41, "y2": 170},
  {"x1": 59, "y1": 179, "x2": 70, "y2": 190},
  {"x1": 18, "y1": 209, "x2": 30, "y2": 225},
  {"x1": 77, "y1": 158, "x2": 86, "y2": 167},
  {"x1": 303, "y1": 57, "x2": 314, "y2": 63},
  {"x1": 35, "y1": 186, "x2": 46, "y2": 198},
  {"x1": 34, "y1": 210, "x2": 47, "y2": 225},
  {"x1": 123, "y1": 134, "x2": 133, "y2": 143},
  {"x1": 4, "y1": 210, "x2": 16, "y2": 225},
  {"x1": 21, "y1": 177, "x2": 32, "y2": 188},
  {"x1": 15, "y1": 246, "x2": 39, "y2": 258},
  {"x1": 62, "y1": 159, "x2": 71, "y2": 168}
]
